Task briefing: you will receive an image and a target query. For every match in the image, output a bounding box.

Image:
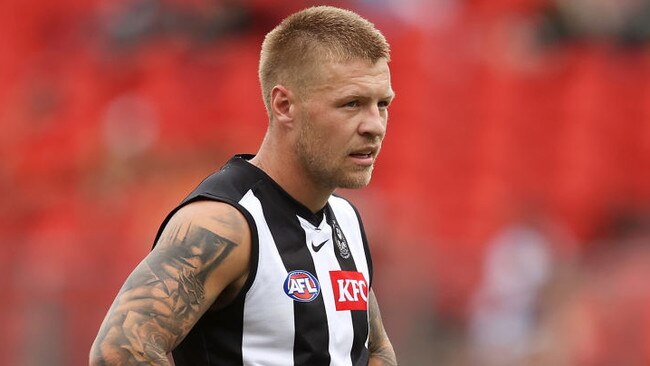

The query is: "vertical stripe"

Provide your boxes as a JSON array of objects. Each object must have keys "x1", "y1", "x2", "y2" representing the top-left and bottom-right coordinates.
[
  {"x1": 240, "y1": 191, "x2": 295, "y2": 366},
  {"x1": 297, "y1": 216, "x2": 354, "y2": 366},
  {"x1": 254, "y1": 185, "x2": 331, "y2": 366},
  {"x1": 329, "y1": 198, "x2": 371, "y2": 292},
  {"x1": 326, "y1": 201, "x2": 370, "y2": 366}
]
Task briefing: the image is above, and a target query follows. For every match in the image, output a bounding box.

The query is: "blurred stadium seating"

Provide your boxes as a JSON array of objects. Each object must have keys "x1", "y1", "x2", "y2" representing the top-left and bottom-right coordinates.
[{"x1": 1, "y1": 0, "x2": 649, "y2": 365}]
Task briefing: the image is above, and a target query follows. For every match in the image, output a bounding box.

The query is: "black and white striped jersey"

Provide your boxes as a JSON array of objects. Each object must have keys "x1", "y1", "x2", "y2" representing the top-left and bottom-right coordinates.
[{"x1": 153, "y1": 154, "x2": 374, "y2": 366}]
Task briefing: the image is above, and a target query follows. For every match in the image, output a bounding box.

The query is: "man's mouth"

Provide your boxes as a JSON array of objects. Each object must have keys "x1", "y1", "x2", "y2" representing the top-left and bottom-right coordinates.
[
  {"x1": 348, "y1": 147, "x2": 377, "y2": 166},
  {"x1": 349, "y1": 152, "x2": 372, "y2": 159}
]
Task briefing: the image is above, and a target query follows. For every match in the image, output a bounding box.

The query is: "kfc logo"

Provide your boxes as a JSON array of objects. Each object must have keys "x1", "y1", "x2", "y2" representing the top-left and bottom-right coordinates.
[{"x1": 329, "y1": 271, "x2": 368, "y2": 311}]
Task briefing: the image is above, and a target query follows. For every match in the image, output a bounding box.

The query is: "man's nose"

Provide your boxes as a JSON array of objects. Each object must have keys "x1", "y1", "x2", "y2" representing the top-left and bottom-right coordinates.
[{"x1": 358, "y1": 105, "x2": 387, "y2": 138}]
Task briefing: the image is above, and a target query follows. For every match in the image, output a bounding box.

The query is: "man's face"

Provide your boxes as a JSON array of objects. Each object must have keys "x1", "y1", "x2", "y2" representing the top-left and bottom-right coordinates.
[{"x1": 294, "y1": 58, "x2": 394, "y2": 190}]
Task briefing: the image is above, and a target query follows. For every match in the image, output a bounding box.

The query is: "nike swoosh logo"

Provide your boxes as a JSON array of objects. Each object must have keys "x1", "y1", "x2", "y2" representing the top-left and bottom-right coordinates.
[{"x1": 311, "y1": 239, "x2": 329, "y2": 252}]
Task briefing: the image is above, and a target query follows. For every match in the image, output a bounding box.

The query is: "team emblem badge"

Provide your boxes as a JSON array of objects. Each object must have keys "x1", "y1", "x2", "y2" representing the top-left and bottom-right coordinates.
[
  {"x1": 284, "y1": 270, "x2": 321, "y2": 302},
  {"x1": 333, "y1": 224, "x2": 351, "y2": 259}
]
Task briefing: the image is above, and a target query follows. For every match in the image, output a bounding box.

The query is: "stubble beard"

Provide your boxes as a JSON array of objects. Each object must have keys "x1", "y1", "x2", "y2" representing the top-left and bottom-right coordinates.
[{"x1": 296, "y1": 122, "x2": 374, "y2": 191}]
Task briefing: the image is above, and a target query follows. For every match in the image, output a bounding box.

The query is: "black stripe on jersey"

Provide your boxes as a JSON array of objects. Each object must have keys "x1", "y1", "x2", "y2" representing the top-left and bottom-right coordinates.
[
  {"x1": 326, "y1": 204, "x2": 370, "y2": 366},
  {"x1": 254, "y1": 183, "x2": 331, "y2": 366}
]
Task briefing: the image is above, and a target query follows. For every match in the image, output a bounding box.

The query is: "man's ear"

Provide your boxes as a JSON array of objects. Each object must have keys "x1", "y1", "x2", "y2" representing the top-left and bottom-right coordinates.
[{"x1": 270, "y1": 85, "x2": 296, "y2": 129}]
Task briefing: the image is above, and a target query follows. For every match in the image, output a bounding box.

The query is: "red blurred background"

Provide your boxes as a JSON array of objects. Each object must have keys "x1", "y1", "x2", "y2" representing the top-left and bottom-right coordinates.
[{"x1": 2, "y1": 0, "x2": 649, "y2": 365}]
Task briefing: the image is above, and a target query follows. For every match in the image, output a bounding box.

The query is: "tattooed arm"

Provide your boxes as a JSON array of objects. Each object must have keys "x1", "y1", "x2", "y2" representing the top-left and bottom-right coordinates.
[
  {"x1": 368, "y1": 289, "x2": 397, "y2": 366},
  {"x1": 89, "y1": 201, "x2": 251, "y2": 365}
]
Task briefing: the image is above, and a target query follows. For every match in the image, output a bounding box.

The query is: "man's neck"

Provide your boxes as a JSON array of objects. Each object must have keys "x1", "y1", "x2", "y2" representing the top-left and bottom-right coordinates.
[{"x1": 249, "y1": 151, "x2": 333, "y2": 213}]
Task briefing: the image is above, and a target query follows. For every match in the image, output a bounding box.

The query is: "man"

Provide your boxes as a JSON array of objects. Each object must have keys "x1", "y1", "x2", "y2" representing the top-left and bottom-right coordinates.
[{"x1": 90, "y1": 5, "x2": 397, "y2": 366}]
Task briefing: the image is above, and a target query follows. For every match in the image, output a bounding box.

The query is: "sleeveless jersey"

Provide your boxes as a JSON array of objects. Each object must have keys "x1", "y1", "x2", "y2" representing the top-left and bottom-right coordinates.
[{"x1": 153, "y1": 154, "x2": 374, "y2": 366}]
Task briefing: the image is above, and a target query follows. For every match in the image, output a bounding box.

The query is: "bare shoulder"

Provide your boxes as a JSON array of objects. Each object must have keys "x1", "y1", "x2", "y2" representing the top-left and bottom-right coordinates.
[
  {"x1": 157, "y1": 199, "x2": 252, "y2": 274},
  {"x1": 151, "y1": 199, "x2": 253, "y2": 310},
  {"x1": 169, "y1": 200, "x2": 249, "y2": 233}
]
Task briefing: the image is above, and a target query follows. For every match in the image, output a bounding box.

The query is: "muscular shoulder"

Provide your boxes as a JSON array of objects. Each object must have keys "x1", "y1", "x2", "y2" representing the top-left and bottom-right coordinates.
[
  {"x1": 163, "y1": 200, "x2": 250, "y2": 246},
  {"x1": 154, "y1": 200, "x2": 252, "y2": 295}
]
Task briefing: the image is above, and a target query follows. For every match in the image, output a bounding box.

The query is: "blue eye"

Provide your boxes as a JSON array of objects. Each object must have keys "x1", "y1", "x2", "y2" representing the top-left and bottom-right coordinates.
[{"x1": 344, "y1": 101, "x2": 359, "y2": 108}]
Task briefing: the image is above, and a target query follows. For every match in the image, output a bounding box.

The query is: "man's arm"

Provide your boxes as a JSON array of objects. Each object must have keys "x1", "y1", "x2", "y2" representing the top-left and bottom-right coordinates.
[
  {"x1": 368, "y1": 289, "x2": 397, "y2": 366},
  {"x1": 89, "y1": 201, "x2": 251, "y2": 365}
]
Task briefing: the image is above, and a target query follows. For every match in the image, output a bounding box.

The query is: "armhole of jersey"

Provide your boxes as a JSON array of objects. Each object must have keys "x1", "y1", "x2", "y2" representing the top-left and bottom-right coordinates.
[
  {"x1": 151, "y1": 193, "x2": 260, "y2": 309},
  {"x1": 349, "y1": 202, "x2": 374, "y2": 288}
]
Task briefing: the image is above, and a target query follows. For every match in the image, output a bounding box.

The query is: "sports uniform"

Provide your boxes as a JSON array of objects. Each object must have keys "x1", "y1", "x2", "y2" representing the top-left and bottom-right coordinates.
[{"x1": 154, "y1": 155, "x2": 374, "y2": 366}]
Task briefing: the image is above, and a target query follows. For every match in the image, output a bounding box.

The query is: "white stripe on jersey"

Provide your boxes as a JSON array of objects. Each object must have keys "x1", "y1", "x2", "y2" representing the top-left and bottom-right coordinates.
[
  {"x1": 240, "y1": 190, "x2": 295, "y2": 366},
  {"x1": 329, "y1": 196, "x2": 371, "y2": 348}
]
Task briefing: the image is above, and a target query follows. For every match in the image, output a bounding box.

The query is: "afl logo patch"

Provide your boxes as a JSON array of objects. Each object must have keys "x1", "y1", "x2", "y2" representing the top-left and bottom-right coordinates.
[{"x1": 284, "y1": 270, "x2": 320, "y2": 302}]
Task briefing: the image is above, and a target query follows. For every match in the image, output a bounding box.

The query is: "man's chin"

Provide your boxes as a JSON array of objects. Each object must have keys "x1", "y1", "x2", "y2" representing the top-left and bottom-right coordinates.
[{"x1": 336, "y1": 172, "x2": 373, "y2": 189}]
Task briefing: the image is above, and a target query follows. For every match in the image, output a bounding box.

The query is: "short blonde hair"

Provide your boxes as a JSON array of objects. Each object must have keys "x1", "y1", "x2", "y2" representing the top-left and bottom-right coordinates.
[{"x1": 259, "y1": 6, "x2": 390, "y2": 116}]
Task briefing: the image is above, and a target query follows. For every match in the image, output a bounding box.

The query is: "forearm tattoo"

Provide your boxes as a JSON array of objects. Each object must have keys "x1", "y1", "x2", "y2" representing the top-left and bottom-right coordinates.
[
  {"x1": 91, "y1": 217, "x2": 238, "y2": 365},
  {"x1": 369, "y1": 293, "x2": 397, "y2": 366}
]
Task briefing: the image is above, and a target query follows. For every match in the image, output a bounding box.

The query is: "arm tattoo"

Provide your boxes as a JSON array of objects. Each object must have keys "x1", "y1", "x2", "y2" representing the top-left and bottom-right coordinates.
[
  {"x1": 91, "y1": 216, "x2": 239, "y2": 365},
  {"x1": 368, "y1": 292, "x2": 397, "y2": 366}
]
